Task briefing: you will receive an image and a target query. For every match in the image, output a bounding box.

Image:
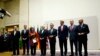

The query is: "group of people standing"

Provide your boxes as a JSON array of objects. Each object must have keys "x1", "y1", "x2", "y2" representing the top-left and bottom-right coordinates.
[
  {"x1": 0, "y1": 19, "x2": 90, "y2": 56},
  {"x1": 68, "y1": 19, "x2": 90, "y2": 56},
  {"x1": 0, "y1": 29, "x2": 13, "y2": 52}
]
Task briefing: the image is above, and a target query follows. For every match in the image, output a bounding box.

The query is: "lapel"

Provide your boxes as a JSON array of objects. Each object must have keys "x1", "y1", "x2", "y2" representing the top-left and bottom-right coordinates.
[
  {"x1": 40, "y1": 30, "x2": 42, "y2": 34},
  {"x1": 22, "y1": 30, "x2": 24, "y2": 34},
  {"x1": 82, "y1": 24, "x2": 85, "y2": 29}
]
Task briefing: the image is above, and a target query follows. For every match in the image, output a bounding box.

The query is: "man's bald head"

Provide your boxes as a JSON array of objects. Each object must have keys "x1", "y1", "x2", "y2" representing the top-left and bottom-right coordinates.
[
  {"x1": 70, "y1": 20, "x2": 74, "y2": 26},
  {"x1": 79, "y1": 19, "x2": 84, "y2": 25}
]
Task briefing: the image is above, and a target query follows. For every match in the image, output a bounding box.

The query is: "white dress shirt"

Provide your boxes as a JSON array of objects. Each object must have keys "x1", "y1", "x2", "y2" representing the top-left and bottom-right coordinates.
[
  {"x1": 24, "y1": 29, "x2": 26, "y2": 34},
  {"x1": 50, "y1": 29, "x2": 53, "y2": 34},
  {"x1": 61, "y1": 25, "x2": 64, "y2": 31},
  {"x1": 14, "y1": 31, "x2": 16, "y2": 36}
]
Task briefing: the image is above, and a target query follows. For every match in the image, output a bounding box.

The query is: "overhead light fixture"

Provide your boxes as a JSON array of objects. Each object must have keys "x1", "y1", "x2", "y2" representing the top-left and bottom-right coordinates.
[{"x1": 0, "y1": 8, "x2": 11, "y2": 19}]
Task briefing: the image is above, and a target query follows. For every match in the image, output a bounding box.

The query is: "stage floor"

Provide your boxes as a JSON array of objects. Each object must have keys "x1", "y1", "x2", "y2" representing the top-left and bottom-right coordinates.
[{"x1": 1, "y1": 50, "x2": 100, "y2": 56}]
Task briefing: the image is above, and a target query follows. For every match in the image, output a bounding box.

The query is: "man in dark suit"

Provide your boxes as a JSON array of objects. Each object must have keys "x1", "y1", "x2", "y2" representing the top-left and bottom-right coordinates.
[
  {"x1": 3, "y1": 29, "x2": 9, "y2": 51},
  {"x1": 58, "y1": 20, "x2": 69, "y2": 56},
  {"x1": 39, "y1": 26, "x2": 48, "y2": 56},
  {"x1": 0, "y1": 32, "x2": 4, "y2": 52},
  {"x1": 8, "y1": 32, "x2": 13, "y2": 51},
  {"x1": 21, "y1": 25, "x2": 29, "y2": 55},
  {"x1": 76, "y1": 19, "x2": 90, "y2": 56},
  {"x1": 12, "y1": 26, "x2": 20, "y2": 55},
  {"x1": 48, "y1": 23, "x2": 57, "y2": 56},
  {"x1": 69, "y1": 20, "x2": 78, "y2": 56}
]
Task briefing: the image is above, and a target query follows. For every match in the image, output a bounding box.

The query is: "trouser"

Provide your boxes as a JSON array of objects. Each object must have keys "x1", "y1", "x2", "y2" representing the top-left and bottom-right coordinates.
[
  {"x1": 4, "y1": 40, "x2": 8, "y2": 51},
  {"x1": 31, "y1": 43, "x2": 37, "y2": 55},
  {"x1": 40, "y1": 39, "x2": 46, "y2": 55},
  {"x1": 79, "y1": 39, "x2": 88, "y2": 56},
  {"x1": 0, "y1": 41, "x2": 4, "y2": 52},
  {"x1": 8, "y1": 39, "x2": 13, "y2": 51},
  {"x1": 70, "y1": 39, "x2": 78, "y2": 56},
  {"x1": 13, "y1": 41, "x2": 19, "y2": 55},
  {"x1": 50, "y1": 40, "x2": 56, "y2": 56},
  {"x1": 22, "y1": 40, "x2": 29, "y2": 54},
  {"x1": 59, "y1": 38, "x2": 67, "y2": 56}
]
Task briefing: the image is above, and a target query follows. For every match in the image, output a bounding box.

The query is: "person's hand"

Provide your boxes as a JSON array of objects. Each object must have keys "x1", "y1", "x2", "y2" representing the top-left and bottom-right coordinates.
[
  {"x1": 23, "y1": 38, "x2": 27, "y2": 40},
  {"x1": 78, "y1": 33, "x2": 81, "y2": 35},
  {"x1": 49, "y1": 35, "x2": 53, "y2": 38},
  {"x1": 40, "y1": 38, "x2": 42, "y2": 40},
  {"x1": 81, "y1": 33, "x2": 85, "y2": 35},
  {"x1": 40, "y1": 38, "x2": 44, "y2": 40},
  {"x1": 78, "y1": 32, "x2": 85, "y2": 36}
]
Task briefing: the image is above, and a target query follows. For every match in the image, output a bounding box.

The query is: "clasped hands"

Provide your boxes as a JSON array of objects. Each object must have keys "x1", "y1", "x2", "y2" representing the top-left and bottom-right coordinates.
[{"x1": 78, "y1": 32, "x2": 85, "y2": 35}]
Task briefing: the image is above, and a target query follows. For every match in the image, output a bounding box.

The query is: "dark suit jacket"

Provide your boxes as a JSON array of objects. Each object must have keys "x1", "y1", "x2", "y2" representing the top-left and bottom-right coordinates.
[
  {"x1": 21, "y1": 30, "x2": 29, "y2": 40},
  {"x1": 0, "y1": 35, "x2": 4, "y2": 52},
  {"x1": 58, "y1": 25, "x2": 68, "y2": 40},
  {"x1": 69, "y1": 25, "x2": 78, "y2": 40},
  {"x1": 48, "y1": 29, "x2": 57, "y2": 42},
  {"x1": 0, "y1": 35, "x2": 4, "y2": 43},
  {"x1": 76, "y1": 24, "x2": 90, "y2": 40},
  {"x1": 39, "y1": 29, "x2": 48, "y2": 40},
  {"x1": 12, "y1": 31, "x2": 20, "y2": 42}
]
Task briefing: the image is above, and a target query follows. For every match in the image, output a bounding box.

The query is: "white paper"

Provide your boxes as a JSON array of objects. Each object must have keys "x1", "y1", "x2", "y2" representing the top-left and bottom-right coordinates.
[{"x1": 32, "y1": 39, "x2": 37, "y2": 43}]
